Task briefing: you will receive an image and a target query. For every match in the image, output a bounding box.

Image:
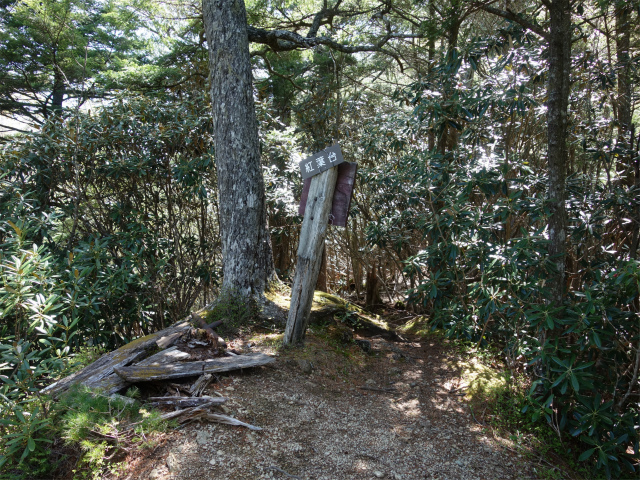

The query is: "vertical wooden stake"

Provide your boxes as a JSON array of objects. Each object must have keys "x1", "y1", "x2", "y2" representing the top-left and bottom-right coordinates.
[{"x1": 284, "y1": 166, "x2": 339, "y2": 345}]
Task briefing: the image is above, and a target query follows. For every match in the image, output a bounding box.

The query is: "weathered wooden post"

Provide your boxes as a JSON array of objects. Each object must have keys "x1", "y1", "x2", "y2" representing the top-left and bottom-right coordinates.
[
  {"x1": 284, "y1": 167, "x2": 339, "y2": 345},
  {"x1": 284, "y1": 144, "x2": 353, "y2": 345}
]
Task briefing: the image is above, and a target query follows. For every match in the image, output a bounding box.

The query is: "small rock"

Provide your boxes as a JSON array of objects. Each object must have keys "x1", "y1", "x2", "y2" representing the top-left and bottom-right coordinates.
[
  {"x1": 217, "y1": 449, "x2": 224, "y2": 456},
  {"x1": 373, "y1": 471, "x2": 385, "y2": 478},
  {"x1": 166, "y1": 453, "x2": 180, "y2": 472},
  {"x1": 365, "y1": 379, "x2": 376, "y2": 385},
  {"x1": 196, "y1": 430, "x2": 211, "y2": 445},
  {"x1": 209, "y1": 458, "x2": 216, "y2": 465},
  {"x1": 298, "y1": 359, "x2": 313, "y2": 374},
  {"x1": 148, "y1": 467, "x2": 165, "y2": 480},
  {"x1": 409, "y1": 382, "x2": 418, "y2": 388}
]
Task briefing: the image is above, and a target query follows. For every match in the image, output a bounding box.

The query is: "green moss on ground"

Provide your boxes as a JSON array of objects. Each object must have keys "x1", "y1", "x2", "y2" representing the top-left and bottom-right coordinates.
[{"x1": 455, "y1": 356, "x2": 508, "y2": 402}]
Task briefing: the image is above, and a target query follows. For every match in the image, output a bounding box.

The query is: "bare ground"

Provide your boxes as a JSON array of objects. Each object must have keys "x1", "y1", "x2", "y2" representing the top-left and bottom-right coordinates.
[{"x1": 118, "y1": 330, "x2": 549, "y2": 480}]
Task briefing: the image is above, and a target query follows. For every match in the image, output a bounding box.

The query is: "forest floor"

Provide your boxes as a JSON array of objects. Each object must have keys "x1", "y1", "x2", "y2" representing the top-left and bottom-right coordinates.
[{"x1": 108, "y1": 307, "x2": 571, "y2": 480}]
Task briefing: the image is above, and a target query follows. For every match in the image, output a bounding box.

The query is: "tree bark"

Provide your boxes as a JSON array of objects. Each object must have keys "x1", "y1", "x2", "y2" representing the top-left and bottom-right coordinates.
[
  {"x1": 437, "y1": 2, "x2": 461, "y2": 154},
  {"x1": 365, "y1": 261, "x2": 381, "y2": 308},
  {"x1": 203, "y1": 0, "x2": 276, "y2": 297},
  {"x1": 546, "y1": 0, "x2": 571, "y2": 307},
  {"x1": 615, "y1": 2, "x2": 633, "y2": 180},
  {"x1": 51, "y1": 68, "x2": 65, "y2": 115}
]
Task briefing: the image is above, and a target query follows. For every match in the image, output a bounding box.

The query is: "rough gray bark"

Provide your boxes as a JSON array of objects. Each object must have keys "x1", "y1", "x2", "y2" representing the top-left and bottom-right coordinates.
[
  {"x1": 203, "y1": 0, "x2": 276, "y2": 297},
  {"x1": 41, "y1": 322, "x2": 190, "y2": 396},
  {"x1": 284, "y1": 167, "x2": 339, "y2": 345},
  {"x1": 546, "y1": 0, "x2": 571, "y2": 306}
]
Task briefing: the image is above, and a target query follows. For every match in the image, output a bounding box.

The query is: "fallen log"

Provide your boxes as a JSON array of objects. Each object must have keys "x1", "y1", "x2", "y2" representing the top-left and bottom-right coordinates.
[
  {"x1": 114, "y1": 352, "x2": 275, "y2": 382},
  {"x1": 136, "y1": 346, "x2": 191, "y2": 366},
  {"x1": 42, "y1": 322, "x2": 190, "y2": 397},
  {"x1": 146, "y1": 396, "x2": 227, "y2": 408}
]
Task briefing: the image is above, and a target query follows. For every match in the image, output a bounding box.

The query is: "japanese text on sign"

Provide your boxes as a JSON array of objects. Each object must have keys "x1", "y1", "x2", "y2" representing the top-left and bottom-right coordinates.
[{"x1": 299, "y1": 143, "x2": 345, "y2": 179}]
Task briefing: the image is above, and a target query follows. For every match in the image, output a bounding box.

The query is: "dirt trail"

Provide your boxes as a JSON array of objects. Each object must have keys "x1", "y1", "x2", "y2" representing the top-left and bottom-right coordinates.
[{"x1": 122, "y1": 333, "x2": 541, "y2": 480}]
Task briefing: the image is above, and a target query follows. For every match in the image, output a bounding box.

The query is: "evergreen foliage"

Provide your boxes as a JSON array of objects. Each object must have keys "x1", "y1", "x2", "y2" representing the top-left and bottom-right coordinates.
[{"x1": 0, "y1": 0, "x2": 638, "y2": 477}]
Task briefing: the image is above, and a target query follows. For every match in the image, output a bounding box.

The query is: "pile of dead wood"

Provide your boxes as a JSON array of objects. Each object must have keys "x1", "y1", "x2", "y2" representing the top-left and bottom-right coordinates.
[
  {"x1": 42, "y1": 320, "x2": 274, "y2": 430},
  {"x1": 147, "y1": 373, "x2": 262, "y2": 430}
]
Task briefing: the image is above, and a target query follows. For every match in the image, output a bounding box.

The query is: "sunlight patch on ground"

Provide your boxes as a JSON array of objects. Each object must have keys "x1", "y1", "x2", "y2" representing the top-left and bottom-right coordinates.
[
  {"x1": 247, "y1": 333, "x2": 284, "y2": 354},
  {"x1": 391, "y1": 398, "x2": 421, "y2": 418},
  {"x1": 402, "y1": 369, "x2": 423, "y2": 381}
]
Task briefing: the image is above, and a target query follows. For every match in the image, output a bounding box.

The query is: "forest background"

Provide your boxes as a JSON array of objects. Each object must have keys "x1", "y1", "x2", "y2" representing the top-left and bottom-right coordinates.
[{"x1": 0, "y1": 0, "x2": 638, "y2": 478}]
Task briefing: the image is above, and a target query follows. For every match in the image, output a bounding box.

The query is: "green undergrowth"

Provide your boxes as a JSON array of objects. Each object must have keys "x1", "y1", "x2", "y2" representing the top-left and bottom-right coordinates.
[
  {"x1": 475, "y1": 370, "x2": 598, "y2": 480},
  {"x1": 1, "y1": 385, "x2": 171, "y2": 480}
]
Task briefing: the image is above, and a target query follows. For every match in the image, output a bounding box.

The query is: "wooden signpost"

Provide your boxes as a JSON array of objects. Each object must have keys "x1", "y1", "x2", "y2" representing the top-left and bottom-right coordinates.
[
  {"x1": 284, "y1": 144, "x2": 356, "y2": 345},
  {"x1": 299, "y1": 161, "x2": 357, "y2": 227}
]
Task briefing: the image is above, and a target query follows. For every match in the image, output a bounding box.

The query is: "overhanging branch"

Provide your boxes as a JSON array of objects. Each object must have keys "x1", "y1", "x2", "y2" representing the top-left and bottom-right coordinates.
[
  {"x1": 475, "y1": 2, "x2": 549, "y2": 40},
  {"x1": 248, "y1": 25, "x2": 420, "y2": 59}
]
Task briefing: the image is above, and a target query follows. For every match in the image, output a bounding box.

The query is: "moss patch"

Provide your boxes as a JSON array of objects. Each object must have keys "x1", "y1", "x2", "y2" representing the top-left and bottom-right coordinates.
[
  {"x1": 246, "y1": 332, "x2": 284, "y2": 349},
  {"x1": 264, "y1": 289, "x2": 292, "y2": 310},
  {"x1": 456, "y1": 357, "x2": 508, "y2": 402},
  {"x1": 399, "y1": 316, "x2": 434, "y2": 336}
]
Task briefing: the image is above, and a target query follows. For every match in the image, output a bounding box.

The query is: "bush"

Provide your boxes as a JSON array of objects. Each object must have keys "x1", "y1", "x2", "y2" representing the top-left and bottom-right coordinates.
[
  {"x1": 0, "y1": 94, "x2": 219, "y2": 472},
  {"x1": 365, "y1": 149, "x2": 639, "y2": 477}
]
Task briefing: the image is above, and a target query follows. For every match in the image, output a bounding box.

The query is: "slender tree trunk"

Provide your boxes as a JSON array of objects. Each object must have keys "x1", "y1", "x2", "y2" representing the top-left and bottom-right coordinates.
[
  {"x1": 316, "y1": 246, "x2": 328, "y2": 292},
  {"x1": 348, "y1": 225, "x2": 363, "y2": 298},
  {"x1": 631, "y1": 127, "x2": 640, "y2": 260},
  {"x1": 203, "y1": 0, "x2": 276, "y2": 297},
  {"x1": 615, "y1": 2, "x2": 633, "y2": 185},
  {"x1": 427, "y1": 0, "x2": 436, "y2": 151},
  {"x1": 438, "y1": 4, "x2": 460, "y2": 154},
  {"x1": 546, "y1": 0, "x2": 571, "y2": 306},
  {"x1": 365, "y1": 261, "x2": 381, "y2": 308}
]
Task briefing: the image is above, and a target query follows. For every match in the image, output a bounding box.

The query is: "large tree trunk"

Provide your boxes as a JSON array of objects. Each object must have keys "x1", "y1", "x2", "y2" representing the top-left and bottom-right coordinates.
[
  {"x1": 47, "y1": 67, "x2": 65, "y2": 117},
  {"x1": 203, "y1": 0, "x2": 276, "y2": 297},
  {"x1": 546, "y1": 0, "x2": 571, "y2": 307}
]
